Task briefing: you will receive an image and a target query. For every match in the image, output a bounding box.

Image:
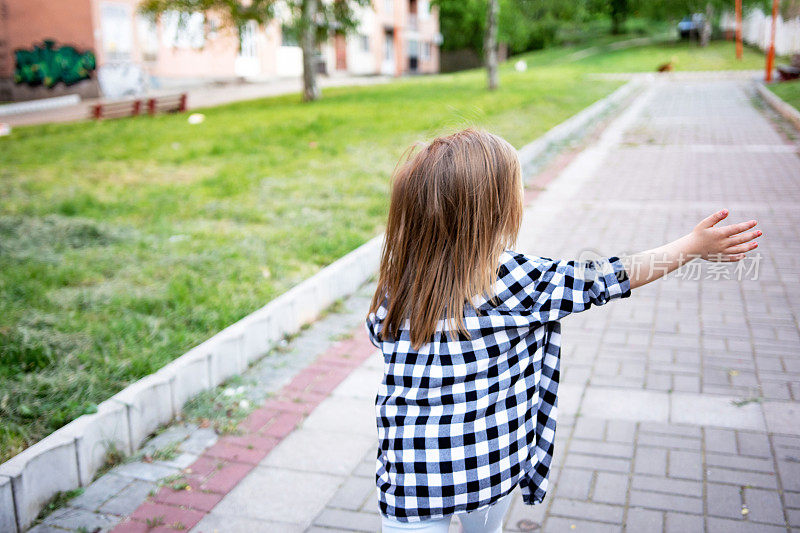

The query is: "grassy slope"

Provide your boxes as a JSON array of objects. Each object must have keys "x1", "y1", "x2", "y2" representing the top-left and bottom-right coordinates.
[
  {"x1": 769, "y1": 79, "x2": 800, "y2": 112},
  {"x1": 0, "y1": 39, "x2": 762, "y2": 461}
]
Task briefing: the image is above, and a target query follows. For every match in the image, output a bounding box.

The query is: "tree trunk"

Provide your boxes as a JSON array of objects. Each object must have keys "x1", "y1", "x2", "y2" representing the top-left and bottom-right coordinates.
[
  {"x1": 301, "y1": 0, "x2": 320, "y2": 102},
  {"x1": 700, "y1": 3, "x2": 713, "y2": 47},
  {"x1": 610, "y1": 0, "x2": 628, "y2": 35},
  {"x1": 484, "y1": 0, "x2": 499, "y2": 91}
]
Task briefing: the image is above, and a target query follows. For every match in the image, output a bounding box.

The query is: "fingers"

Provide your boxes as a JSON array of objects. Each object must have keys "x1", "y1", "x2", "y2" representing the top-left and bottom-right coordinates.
[
  {"x1": 716, "y1": 253, "x2": 747, "y2": 262},
  {"x1": 720, "y1": 219, "x2": 758, "y2": 237},
  {"x1": 726, "y1": 229, "x2": 763, "y2": 246},
  {"x1": 724, "y1": 241, "x2": 759, "y2": 254},
  {"x1": 698, "y1": 209, "x2": 729, "y2": 229}
]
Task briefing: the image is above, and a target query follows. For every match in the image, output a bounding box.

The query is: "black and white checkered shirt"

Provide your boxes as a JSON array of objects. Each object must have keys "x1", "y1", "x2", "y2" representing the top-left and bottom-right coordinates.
[{"x1": 367, "y1": 251, "x2": 631, "y2": 522}]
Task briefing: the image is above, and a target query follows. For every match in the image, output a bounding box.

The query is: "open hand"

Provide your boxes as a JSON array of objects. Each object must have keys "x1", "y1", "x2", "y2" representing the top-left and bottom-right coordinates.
[{"x1": 690, "y1": 210, "x2": 761, "y2": 262}]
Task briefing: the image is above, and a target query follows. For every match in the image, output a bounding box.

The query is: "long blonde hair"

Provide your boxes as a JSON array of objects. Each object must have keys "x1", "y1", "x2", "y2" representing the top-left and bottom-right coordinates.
[{"x1": 369, "y1": 128, "x2": 524, "y2": 349}]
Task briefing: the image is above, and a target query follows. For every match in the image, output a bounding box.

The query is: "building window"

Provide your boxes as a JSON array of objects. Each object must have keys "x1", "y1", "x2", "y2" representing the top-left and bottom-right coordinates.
[
  {"x1": 422, "y1": 41, "x2": 432, "y2": 61},
  {"x1": 384, "y1": 0, "x2": 393, "y2": 14},
  {"x1": 384, "y1": 33, "x2": 393, "y2": 61},
  {"x1": 281, "y1": 23, "x2": 299, "y2": 47},
  {"x1": 239, "y1": 20, "x2": 258, "y2": 58},
  {"x1": 419, "y1": 0, "x2": 430, "y2": 20},
  {"x1": 359, "y1": 34, "x2": 370, "y2": 52},
  {"x1": 136, "y1": 13, "x2": 159, "y2": 61},
  {"x1": 162, "y1": 10, "x2": 205, "y2": 49}
]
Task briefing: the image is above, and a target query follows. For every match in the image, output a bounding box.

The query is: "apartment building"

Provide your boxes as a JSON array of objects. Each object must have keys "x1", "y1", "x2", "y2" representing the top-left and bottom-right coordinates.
[{"x1": 0, "y1": 0, "x2": 441, "y2": 101}]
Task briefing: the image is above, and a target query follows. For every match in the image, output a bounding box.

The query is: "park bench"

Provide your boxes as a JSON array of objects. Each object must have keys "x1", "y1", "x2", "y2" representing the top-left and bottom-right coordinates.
[
  {"x1": 777, "y1": 54, "x2": 800, "y2": 82},
  {"x1": 90, "y1": 93, "x2": 187, "y2": 120}
]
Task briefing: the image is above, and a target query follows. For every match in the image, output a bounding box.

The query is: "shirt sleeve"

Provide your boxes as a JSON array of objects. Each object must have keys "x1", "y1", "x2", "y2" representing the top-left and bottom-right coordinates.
[
  {"x1": 499, "y1": 254, "x2": 631, "y2": 324},
  {"x1": 365, "y1": 296, "x2": 388, "y2": 348}
]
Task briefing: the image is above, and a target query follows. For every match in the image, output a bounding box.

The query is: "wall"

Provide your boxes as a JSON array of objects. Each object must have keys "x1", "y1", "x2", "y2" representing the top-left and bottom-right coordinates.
[
  {"x1": 1, "y1": 0, "x2": 99, "y2": 100},
  {"x1": 720, "y1": 9, "x2": 800, "y2": 56}
]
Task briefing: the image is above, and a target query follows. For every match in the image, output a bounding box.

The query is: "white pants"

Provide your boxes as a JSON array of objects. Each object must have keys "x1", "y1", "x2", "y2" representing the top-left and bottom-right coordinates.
[{"x1": 381, "y1": 494, "x2": 514, "y2": 533}]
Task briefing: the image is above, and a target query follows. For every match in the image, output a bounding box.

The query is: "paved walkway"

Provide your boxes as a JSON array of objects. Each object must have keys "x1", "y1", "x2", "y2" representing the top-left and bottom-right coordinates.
[
  {"x1": 2, "y1": 75, "x2": 389, "y2": 127},
  {"x1": 32, "y1": 77, "x2": 800, "y2": 533}
]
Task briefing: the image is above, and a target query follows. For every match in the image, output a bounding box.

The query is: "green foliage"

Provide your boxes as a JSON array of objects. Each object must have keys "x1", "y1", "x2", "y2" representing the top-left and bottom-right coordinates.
[
  {"x1": 14, "y1": 40, "x2": 95, "y2": 88},
  {"x1": 769, "y1": 79, "x2": 800, "y2": 113}
]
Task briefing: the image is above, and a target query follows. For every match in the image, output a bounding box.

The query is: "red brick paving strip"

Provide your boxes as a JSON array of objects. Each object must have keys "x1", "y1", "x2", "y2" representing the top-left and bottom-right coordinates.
[{"x1": 111, "y1": 327, "x2": 377, "y2": 532}]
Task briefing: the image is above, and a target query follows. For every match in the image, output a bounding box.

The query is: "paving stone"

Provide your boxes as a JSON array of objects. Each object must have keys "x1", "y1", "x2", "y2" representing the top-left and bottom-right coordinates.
[
  {"x1": 707, "y1": 516, "x2": 787, "y2": 533},
  {"x1": 206, "y1": 467, "x2": 343, "y2": 527},
  {"x1": 736, "y1": 431, "x2": 772, "y2": 458},
  {"x1": 592, "y1": 472, "x2": 628, "y2": 505},
  {"x1": 637, "y1": 432, "x2": 701, "y2": 451},
  {"x1": 671, "y1": 393, "x2": 765, "y2": 431},
  {"x1": 664, "y1": 511, "x2": 704, "y2": 533},
  {"x1": 563, "y1": 453, "x2": 630, "y2": 474},
  {"x1": 62, "y1": 473, "x2": 129, "y2": 512},
  {"x1": 109, "y1": 461, "x2": 179, "y2": 482},
  {"x1": 668, "y1": 450, "x2": 703, "y2": 481},
  {"x1": 549, "y1": 499, "x2": 624, "y2": 524},
  {"x1": 705, "y1": 428, "x2": 738, "y2": 454},
  {"x1": 743, "y1": 487, "x2": 785, "y2": 525},
  {"x1": 326, "y1": 475, "x2": 376, "y2": 511},
  {"x1": 544, "y1": 516, "x2": 622, "y2": 533},
  {"x1": 98, "y1": 479, "x2": 157, "y2": 516},
  {"x1": 706, "y1": 467, "x2": 778, "y2": 489},
  {"x1": 581, "y1": 388, "x2": 669, "y2": 422},
  {"x1": 313, "y1": 508, "x2": 380, "y2": 532},
  {"x1": 572, "y1": 418, "x2": 606, "y2": 441},
  {"x1": 787, "y1": 508, "x2": 800, "y2": 527},
  {"x1": 631, "y1": 475, "x2": 702, "y2": 498},
  {"x1": 41, "y1": 505, "x2": 119, "y2": 530},
  {"x1": 553, "y1": 468, "x2": 593, "y2": 500},
  {"x1": 605, "y1": 420, "x2": 636, "y2": 444},
  {"x1": 706, "y1": 482, "x2": 743, "y2": 518},
  {"x1": 628, "y1": 490, "x2": 703, "y2": 514},
  {"x1": 625, "y1": 508, "x2": 663, "y2": 532},
  {"x1": 569, "y1": 439, "x2": 633, "y2": 459},
  {"x1": 193, "y1": 513, "x2": 304, "y2": 532},
  {"x1": 705, "y1": 452, "x2": 775, "y2": 473},
  {"x1": 261, "y1": 428, "x2": 374, "y2": 476},
  {"x1": 634, "y1": 446, "x2": 667, "y2": 476},
  {"x1": 776, "y1": 459, "x2": 800, "y2": 491}
]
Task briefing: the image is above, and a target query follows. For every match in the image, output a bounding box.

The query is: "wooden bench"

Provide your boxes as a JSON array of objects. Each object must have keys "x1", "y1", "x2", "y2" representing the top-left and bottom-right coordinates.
[
  {"x1": 91, "y1": 93, "x2": 187, "y2": 120},
  {"x1": 778, "y1": 54, "x2": 800, "y2": 82}
]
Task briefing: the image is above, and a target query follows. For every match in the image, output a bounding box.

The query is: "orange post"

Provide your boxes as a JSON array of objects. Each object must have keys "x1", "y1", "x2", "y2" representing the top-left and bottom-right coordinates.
[
  {"x1": 735, "y1": 0, "x2": 743, "y2": 60},
  {"x1": 765, "y1": 0, "x2": 780, "y2": 82}
]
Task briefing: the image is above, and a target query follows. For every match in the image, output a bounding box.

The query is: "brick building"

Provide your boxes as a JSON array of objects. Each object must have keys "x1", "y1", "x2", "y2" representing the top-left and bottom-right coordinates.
[{"x1": 0, "y1": 0, "x2": 440, "y2": 101}]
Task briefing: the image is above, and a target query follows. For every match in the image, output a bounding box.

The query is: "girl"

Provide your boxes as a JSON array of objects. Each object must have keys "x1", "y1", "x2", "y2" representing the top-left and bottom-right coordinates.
[{"x1": 366, "y1": 128, "x2": 760, "y2": 533}]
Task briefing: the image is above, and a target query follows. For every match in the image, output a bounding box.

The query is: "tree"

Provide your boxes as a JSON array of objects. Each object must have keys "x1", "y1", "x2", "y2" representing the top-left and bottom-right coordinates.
[
  {"x1": 140, "y1": 0, "x2": 369, "y2": 103},
  {"x1": 299, "y1": 0, "x2": 319, "y2": 101},
  {"x1": 484, "y1": 0, "x2": 499, "y2": 90}
]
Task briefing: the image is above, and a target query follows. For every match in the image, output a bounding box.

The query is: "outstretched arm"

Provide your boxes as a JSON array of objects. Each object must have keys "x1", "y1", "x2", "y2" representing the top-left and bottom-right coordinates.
[{"x1": 622, "y1": 210, "x2": 761, "y2": 290}]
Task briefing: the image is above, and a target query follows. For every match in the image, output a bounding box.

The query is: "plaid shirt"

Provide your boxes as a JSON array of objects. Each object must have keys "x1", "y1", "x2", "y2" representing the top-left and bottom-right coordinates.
[{"x1": 367, "y1": 251, "x2": 631, "y2": 522}]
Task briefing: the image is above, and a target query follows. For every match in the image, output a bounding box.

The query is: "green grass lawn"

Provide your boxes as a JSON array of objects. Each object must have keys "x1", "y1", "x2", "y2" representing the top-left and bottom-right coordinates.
[
  {"x1": 0, "y1": 39, "x2": 767, "y2": 462},
  {"x1": 769, "y1": 79, "x2": 800, "y2": 112}
]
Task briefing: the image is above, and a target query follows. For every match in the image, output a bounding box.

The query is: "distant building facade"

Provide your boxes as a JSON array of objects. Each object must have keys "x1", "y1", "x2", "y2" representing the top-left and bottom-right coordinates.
[{"x1": 0, "y1": 0, "x2": 441, "y2": 101}]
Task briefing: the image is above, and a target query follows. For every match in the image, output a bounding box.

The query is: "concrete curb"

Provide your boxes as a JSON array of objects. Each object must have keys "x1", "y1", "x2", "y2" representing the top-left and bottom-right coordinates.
[
  {"x1": 0, "y1": 95, "x2": 81, "y2": 117},
  {"x1": 0, "y1": 78, "x2": 641, "y2": 532},
  {"x1": 756, "y1": 81, "x2": 800, "y2": 132}
]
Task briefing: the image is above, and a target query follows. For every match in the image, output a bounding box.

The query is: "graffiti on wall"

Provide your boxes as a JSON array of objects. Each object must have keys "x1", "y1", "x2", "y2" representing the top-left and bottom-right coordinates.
[{"x1": 14, "y1": 40, "x2": 96, "y2": 87}]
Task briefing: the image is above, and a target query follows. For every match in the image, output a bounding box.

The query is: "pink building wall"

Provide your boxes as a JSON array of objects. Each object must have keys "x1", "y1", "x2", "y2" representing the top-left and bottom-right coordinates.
[{"x1": 1, "y1": 0, "x2": 440, "y2": 101}]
